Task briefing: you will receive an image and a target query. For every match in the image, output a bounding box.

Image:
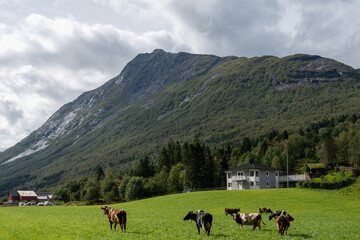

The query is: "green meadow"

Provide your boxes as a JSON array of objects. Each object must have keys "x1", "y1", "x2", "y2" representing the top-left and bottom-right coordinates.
[{"x1": 1, "y1": 188, "x2": 359, "y2": 240}]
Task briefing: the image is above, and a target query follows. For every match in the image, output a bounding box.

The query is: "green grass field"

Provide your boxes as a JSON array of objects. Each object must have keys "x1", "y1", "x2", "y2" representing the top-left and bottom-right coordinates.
[{"x1": 1, "y1": 188, "x2": 359, "y2": 239}]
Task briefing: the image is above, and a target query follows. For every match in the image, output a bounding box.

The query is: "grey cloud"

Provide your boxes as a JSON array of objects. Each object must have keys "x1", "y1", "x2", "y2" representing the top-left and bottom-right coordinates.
[{"x1": 0, "y1": 100, "x2": 24, "y2": 124}]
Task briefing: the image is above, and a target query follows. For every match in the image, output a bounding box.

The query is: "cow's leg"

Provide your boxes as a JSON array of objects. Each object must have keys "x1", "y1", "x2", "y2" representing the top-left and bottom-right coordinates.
[
  {"x1": 196, "y1": 224, "x2": 200, "y2": 234},
  {"x1": 114, "y1": 222, "x2": 117, "y2": 231},
  {"x1": 109, "y1": 221, "x2": 113, "y2": 231}
]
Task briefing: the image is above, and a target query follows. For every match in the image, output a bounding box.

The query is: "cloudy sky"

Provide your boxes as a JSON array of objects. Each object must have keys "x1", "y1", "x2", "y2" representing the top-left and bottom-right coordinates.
[{"x1": 0, "y1": 0, "x2": 359, "y2": 151}]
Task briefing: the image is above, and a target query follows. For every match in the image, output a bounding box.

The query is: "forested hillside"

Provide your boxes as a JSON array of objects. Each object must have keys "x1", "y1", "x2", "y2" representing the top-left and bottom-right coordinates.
[
  {"x1": 53, "y1": 113, "x2": 360, "y2": 203},
  {"x1": 0, "y1": 50, "x2": 359, "y2": 196}
]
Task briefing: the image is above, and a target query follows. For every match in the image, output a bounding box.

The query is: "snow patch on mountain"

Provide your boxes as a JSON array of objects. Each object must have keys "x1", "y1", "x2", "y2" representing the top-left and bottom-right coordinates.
[{"x1": 3, "y1": 139, "x2": 49, "y2": 164}]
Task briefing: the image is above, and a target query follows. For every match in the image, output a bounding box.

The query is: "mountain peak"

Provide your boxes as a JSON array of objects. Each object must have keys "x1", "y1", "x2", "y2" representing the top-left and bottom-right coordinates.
[{"x1": 152, "y1": 49, "x2": 166, "y2": 54}]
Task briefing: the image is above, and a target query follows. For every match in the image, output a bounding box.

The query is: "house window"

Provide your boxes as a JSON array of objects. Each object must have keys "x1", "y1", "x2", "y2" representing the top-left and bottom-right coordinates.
[
  {"x1": 250, "y1": 181, "x2": 254, "y2": 186},
  {"x1": 256, "y1": 171, "x2": 259, "y2": 177},
  {"x1": 266, "y1": 181, "x2": 269, "y2": 187},
  {"x1": 266, "y1": 171, "x2": 269, "y2": 176},
  {"x1": 250, "y1": 171, "x2": 254, "y2": 177},
  {"x1": 237, "y1": 172, "x2": 244, "y2": 176},
  {"x1": 256, "y1": 181, "x2": 259, "y2": 186},
  {"x1": 228, "y1": 173, "x2": 231, "y2": 178},
  {"x1": 228, "y1": 183, "x2": 232, "y2": 187},
  {"x1": 276, "y1": 172, "x2": 279, "y2": 176}
]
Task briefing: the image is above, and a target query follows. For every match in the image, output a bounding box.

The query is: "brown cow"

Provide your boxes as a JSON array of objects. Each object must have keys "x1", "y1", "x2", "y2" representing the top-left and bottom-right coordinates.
[
  {"x1": 232, "y1": 213, "x2": 265, "y2": 230},
  {"x1": 259, "y1": 207, "x2": 272, "y2": 214},
  {"x1": 101, "y1": 206, "x2": 126, "y2": 232},
  {"x1": 276, "y1": 214, "x2": 294, "y2": 235},
  {"x1": 225, "y1": 208, "x2": 240, "y2": 216}
]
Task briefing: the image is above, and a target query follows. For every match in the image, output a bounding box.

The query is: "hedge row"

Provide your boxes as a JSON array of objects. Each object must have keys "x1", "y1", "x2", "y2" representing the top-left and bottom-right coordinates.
[{"x1": 296, "y1": 177, "x2": 356, "y2": 189}]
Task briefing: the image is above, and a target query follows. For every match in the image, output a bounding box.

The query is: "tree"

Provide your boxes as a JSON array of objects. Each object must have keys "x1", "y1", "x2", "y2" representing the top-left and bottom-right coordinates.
[
  {"x1": 240, "y1": 137, "x2": 251, "y2": 154},
  {"x1": 348, "y1": 123, "x2": 360, "y2": 167},
  {"x1": 119, "y1": 175, "x2": 131, "y2": 199},
  {"x1": 187, "y1": 136, "x2": 204, "y2": 188},
  {"x1": 125, "y1": 177, "x2": 144, "y2": 201},
  {"x1": 167, "y1": 163, "x2": 184, "y2": 192},
  {"x1": 136, "y1": 156, "x2": 154, "y2": 178},
  {"x1": 84, "y1": 186, "x2": 100, "y2": 202},
  {"x1": 94, "y1": 167, "x2": 105, "y2": 182},
  {"x1": 203, "y1": 146, "x2": 215, "y2": 187},
  {"x1": 157, "y1": 147, "x2": 170, "y2": 172},
  {"x1": 101, "y1": 168, "x2": 119, "y2": 202},
  {"x1": 318, "y1": 129, "x2": 337, "y2": 168},
  {"x1": 54, "y1": 187, "x2": 70, "y2": 203}
]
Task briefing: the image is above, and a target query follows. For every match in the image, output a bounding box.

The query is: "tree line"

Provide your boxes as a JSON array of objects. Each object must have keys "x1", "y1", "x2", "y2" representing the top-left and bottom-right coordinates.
[{"x1": 54, "y1": 114, "x2": 360, "y2": 203}]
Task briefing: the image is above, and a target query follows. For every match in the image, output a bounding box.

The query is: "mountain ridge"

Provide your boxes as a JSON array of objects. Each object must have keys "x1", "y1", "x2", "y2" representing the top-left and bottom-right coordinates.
[{"x1": 0, "y1": 49, "x2": 359, "y2": 195}]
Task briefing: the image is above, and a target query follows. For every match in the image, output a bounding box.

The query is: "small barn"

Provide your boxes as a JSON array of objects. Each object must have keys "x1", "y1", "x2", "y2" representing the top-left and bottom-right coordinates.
[
  {"x1": 306, "y1": 163, "x2": 327, "y2": 178},
  {"x1": 36, "y1": 192, "x2": 53, "y2": 202},
  {"x1": 17, "y1": 191, "x2": 37, "y2": 202},
  {"x1": 8, "y1": 191, "x2": 20, "y2": 203}
]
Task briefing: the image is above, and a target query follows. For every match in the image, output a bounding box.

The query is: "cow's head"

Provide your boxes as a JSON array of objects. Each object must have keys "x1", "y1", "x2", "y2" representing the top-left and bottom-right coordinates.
[
  {"x1": 101, "y1": 206, "x2": 111, "y2": 215},
  {"x1": 232, "y1": 213, "x2": 241, "y2": 222},
  {"x1": 183, "y1": 211, "x2": 196, "y2": 221},
  {"x1": 286, "y1": 214, "x2": 294, "y2": 221}
]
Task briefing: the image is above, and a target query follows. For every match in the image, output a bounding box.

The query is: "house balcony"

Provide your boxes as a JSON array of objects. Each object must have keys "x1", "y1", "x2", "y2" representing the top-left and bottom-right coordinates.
[
  {"x1": 279, "y1": 174, "x2": 306, "y2": 182},
  {"x1": 229, "y1": 176, "x2": 250, "y2": 181}
]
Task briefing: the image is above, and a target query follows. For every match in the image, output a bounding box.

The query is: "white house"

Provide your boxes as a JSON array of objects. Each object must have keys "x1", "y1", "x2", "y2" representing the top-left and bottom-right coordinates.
[{"x1": 225, "y1": 163, "x2": 280, "y2": 190}]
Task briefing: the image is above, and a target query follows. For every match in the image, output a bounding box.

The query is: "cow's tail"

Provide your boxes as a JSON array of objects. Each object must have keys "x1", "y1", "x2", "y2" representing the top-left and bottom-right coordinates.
[{"x1": 258, "y1": 215, "x2": 266, "y2": 225}]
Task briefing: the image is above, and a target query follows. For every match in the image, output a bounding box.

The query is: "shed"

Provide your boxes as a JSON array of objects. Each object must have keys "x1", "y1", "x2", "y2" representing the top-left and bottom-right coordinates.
[
  {"x1": 8, "y1": 191, "x2": 20, "y2": 203},
  {"x1": 36, "y1": 192, "x2": 53, "y2": 202},
  {"x1": 306, "y1": 163, "x2": 327, "y2": 178}
]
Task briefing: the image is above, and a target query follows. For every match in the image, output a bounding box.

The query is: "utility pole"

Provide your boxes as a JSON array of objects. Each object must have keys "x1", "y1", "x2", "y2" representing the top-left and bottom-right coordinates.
[
  {"x1": 286, "y1": 143, "x2": 289, "y2": 188},
  {"x1": 284, "y1": 142, "x2": 289, "y2": 188}
]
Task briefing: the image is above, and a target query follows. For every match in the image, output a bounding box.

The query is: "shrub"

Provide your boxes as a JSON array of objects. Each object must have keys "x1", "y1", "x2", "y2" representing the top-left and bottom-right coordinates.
[{"x1": 125, "y1": 177, "x2": 144, "y2": 201}]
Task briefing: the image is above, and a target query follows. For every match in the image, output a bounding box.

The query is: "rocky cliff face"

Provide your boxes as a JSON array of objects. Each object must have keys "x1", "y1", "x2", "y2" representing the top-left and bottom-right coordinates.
[{"x1": 0, "y1": 50, "x2": 358, "y2": 195}]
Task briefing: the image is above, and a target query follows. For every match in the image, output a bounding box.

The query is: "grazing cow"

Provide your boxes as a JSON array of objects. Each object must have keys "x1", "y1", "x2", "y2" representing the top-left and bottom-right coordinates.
[
  {"x1": 101, "y1": 206, "x2": 126, "y2": 232},
  {"x1": 232, "y1": 213, "x2": 266, "y2": 230},
  {"x1": 259, "y1": 207, "x2": 272, "y2": 214},
  {"x1": 183, "y1": 210, "x2": 213, "y2": 236},
  {"x1": 225, "y1": 208, "x2": 240, "y2": 216},
  {"x1": 269, "y1": 210, "x2": 287, "y2": 221},
  {"x1": 276, "y1": 214, "x2": 294, "y2": 235}
]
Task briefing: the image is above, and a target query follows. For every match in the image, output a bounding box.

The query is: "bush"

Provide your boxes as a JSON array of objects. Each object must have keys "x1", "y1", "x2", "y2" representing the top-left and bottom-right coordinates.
[{"x1": 125, "y1": 177, "x2": 144, "y2": 201}]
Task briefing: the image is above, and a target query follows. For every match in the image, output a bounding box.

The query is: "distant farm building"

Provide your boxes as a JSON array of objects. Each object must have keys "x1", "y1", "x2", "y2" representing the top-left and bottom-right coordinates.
[
  {"x1": 7, "y1": 190, "x2": 52, "y2": 205},
  {"x1": 305, "y1": 163, "x2": 328, "y2": 178},
  {"x1": 7, "y1": 191, "x2": 20, "y2": 203},
  {"x1": 225, "y1": 163, "x2": 306, "y2": 190}
]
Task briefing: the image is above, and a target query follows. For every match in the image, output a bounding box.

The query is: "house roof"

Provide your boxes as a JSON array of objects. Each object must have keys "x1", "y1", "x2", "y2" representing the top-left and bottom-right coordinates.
[
  {"x1": 36, "y1": 192, "x2": 52, "y2": 197},
  {"x1": 9, "y1": 191, "x2": 19, "y2": 197},
  {"x1": 17, "y1": 191, "x2": 37, "y2": 197},
  {"x1": 225, "y1": 163, "x2": 279, "y2": 172},
  {"x1": 307, "y1": 163, "x2": 326, "y2": 170}
]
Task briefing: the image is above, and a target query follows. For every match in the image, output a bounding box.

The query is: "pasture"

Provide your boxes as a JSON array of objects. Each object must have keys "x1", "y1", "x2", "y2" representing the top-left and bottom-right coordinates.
[{"x1": 0, "y1": 188, "x2": 359, "y2": 239}]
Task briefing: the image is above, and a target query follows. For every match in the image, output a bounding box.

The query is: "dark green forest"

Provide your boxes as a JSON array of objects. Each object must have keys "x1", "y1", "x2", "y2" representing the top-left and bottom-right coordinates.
[{"x1": 53, "y1": 114, "x2": 360, "y2": 203}]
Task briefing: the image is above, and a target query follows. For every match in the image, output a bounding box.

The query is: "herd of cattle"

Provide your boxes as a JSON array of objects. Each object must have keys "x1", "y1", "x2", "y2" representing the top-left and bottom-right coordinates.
[{"x1": 101, "y1": 205, "x2": 294, "y2": 236}]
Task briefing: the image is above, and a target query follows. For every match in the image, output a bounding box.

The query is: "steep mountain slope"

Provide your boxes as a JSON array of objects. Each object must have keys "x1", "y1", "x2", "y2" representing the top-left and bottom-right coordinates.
[{"x1": 0, "y1": 50, "x2": 359, "y2": 195}]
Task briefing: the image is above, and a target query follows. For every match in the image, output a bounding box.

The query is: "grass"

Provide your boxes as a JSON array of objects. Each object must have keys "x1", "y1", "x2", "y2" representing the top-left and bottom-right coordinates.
[{"x1": 0, "y1": 188, "x2": 360, "y2": 239}]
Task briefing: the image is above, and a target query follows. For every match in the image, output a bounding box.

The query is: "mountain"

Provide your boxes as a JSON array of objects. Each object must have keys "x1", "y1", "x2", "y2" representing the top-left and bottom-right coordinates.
[
  {"x1": 357, "y1": 68, "x2": 360, "y2": 73},
  {"x1": 0, "y1": 49, "x2": 359, "y2": 195}
]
